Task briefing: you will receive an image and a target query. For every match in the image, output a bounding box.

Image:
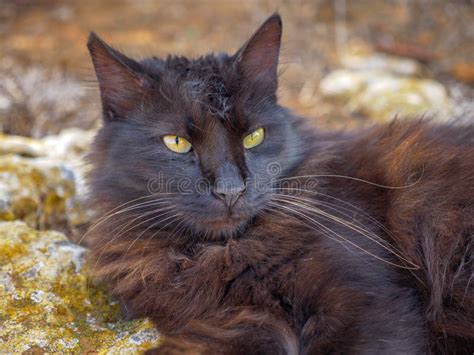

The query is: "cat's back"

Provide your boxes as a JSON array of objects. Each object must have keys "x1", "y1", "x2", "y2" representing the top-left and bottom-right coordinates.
[
  {"x1": 338, "y1": 119, "x2": 474, "y2": 216},
  {"x1": 352, "y1": 119, "x2": 474, "y2": 231},
  {"x1": 340, "y1": 119, "x2": 474, "y2": 353}
]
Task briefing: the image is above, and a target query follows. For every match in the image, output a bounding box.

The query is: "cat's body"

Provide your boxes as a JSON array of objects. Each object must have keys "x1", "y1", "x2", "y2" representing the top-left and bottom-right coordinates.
[{"x1": 86, "y1": 14, "x2": 474, "y2": 354}]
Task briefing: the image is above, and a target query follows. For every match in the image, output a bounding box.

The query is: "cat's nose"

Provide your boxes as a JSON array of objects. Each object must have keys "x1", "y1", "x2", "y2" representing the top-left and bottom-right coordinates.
[{"x1": 212, "y1": 184, "x2": 246, "y2": 208}]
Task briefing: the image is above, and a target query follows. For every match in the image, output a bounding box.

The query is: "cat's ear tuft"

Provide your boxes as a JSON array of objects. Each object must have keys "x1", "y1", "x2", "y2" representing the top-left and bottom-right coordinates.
[
  {"x1": 235, "y1": 13, "x2": 282, "y2": 93},
  {"x1": 87, "y1": 32, "x2": 149, "y2": 121}
]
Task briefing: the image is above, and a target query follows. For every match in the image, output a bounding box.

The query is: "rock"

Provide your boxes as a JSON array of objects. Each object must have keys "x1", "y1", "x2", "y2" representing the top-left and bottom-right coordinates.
[
  {"x1": 41, "y1": 129, "x2": 95, "y2": 227},
  {"x1": 0, "y1": 129, "x2": 95, "y2": 232},
  {"x1": 40, "y1": 128, "x2": 95, "y2": 161},
  {"x1": 0, "y1": 154, "x2": 86, "y2": 231},
  {"x1": 0, "y1": 134, "x2": 46, "y2": 157},
  {"x1": 319, "y1": 43, "x2": 452, "y2": 122},
  {"x1": 339, "y1": 41, "x2": 422, "y2": 76},
  {"x1": 0, "y1": 130, "x2": 160, "y2": 351},
  {"x1": 0, "y1": 221, "x2": 160, "y2": 352},
  {"x1": 319, "y1": 69, "x2": 367, "y2": 100},
  {"x1": 0, "y1": 128, "x2": 94, "y2": 161},
  {"x1": 347, "y1": 76, "x2": 450, "y2": 122}
]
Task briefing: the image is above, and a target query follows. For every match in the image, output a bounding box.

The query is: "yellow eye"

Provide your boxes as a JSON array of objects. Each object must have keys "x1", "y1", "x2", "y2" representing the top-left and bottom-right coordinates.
[
  {"x1": 243, "y1": 128, "x2": 265, "y2": 149},
  {"x1": 162, "y1": 135, "x2": 192, "y2": 153}
]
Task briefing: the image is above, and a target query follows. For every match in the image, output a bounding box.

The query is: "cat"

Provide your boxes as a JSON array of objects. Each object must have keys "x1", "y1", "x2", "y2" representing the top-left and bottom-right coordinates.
[{"x1": 85, "y1": 13, "x2": 474, "y2": 354}]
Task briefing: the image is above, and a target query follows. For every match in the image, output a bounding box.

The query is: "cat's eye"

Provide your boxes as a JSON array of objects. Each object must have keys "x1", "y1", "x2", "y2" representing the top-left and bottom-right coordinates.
[
  {"x1": 162, "y1": 135, "x2": 192, "y2": 153},
  {"x1": 243, "y1": 128, "x2": 265, "y2": 149}
]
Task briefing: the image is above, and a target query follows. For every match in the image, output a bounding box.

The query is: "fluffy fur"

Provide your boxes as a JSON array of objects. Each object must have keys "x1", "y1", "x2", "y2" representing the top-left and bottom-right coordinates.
[{"x1": 85, "y1": 14, "x2": 474, "y2": 354}]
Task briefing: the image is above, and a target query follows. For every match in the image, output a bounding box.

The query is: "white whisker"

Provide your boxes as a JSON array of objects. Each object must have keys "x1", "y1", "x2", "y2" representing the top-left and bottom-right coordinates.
[
  {"x1": 267, "y1": 200, "x2": 418, "y2": 270},
  {"x1": 274, "y1": 172, "x2": 423, "y2": 190},
  {"x1": 272, "y1": 194, "x2": 415, "y2": 266}
]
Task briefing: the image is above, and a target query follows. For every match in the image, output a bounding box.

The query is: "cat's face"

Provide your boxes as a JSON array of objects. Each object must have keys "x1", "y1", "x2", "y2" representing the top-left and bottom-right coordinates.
[{"x1": 88, "y1": 14, "x2": 304, "y2": 238}]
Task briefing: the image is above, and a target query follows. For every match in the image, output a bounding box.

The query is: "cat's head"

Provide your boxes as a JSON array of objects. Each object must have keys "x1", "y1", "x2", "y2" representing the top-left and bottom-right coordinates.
[{"x1": 87, "y1": 14, "x2": 306, "y2": 239}]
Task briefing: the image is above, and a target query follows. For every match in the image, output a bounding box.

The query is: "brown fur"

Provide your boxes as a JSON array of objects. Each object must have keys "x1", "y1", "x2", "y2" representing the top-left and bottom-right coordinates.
[
  {"x1": 85, "y1": 14, "x2": 474, "y2": 354},
  {"x1": 87, "y1": 119, "x2": 474, "y2": 354}
]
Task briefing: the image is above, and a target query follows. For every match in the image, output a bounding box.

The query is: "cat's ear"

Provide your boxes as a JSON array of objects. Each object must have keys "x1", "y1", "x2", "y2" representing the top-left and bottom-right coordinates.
[
  {"x1": 234, "y1": 13, "x2": 282, "y2": 93},
  {"x1": 87, "y1": 32, "x2": 150, "y2": 121}
]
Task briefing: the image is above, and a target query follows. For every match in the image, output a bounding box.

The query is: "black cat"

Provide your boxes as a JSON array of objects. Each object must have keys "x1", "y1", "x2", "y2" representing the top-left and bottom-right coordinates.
[{"x1": 86, "y1": 14, "x2": 474, "y2": 354}]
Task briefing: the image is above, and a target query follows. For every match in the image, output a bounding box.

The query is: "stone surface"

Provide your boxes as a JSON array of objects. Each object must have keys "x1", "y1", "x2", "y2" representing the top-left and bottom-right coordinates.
[
  {"x1": 319, "y1": 69, "x2": 367, "y2": 100},
  {"x1": 0, "y1": 130, "x2": 94, "y2": 232},
  {"x1": 0, "y1": 128, "x2": 94, "y2": 162},
  {"x1": 347, "y1": 75, "x2": 450, "y2": 122},
  {"x1": 40, "y1": 128, "x2": 95, "y2": 161},
  {"x1": 319, "y1": 43, "x2": 452, "y2": 122},
  {"x1": 0, "y1": 221, "x2": 160, "y2": 353},
  {"x1": 0, "y1": 134, "x2": 46, "y2": 157},
  {"x1": 0, "y1": 129, "x2": 162, "y2": 352},
  {"x1": 0, "y1": 154, "x2": 85, "y2": 231},
  {"x1": 339, "y1": 42, "x2": 423, "y2": 76}
]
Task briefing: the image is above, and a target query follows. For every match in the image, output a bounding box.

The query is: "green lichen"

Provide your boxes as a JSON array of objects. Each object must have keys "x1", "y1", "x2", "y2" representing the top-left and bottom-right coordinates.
[{"x1": 0, "y1": 221, "x2": 160, "y2": 353}]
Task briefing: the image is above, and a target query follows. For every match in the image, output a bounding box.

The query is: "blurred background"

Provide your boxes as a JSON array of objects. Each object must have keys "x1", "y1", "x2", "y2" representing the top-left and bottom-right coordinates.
[{"x1": 1, "y1": 0, "x2": 473, "y2": 138}]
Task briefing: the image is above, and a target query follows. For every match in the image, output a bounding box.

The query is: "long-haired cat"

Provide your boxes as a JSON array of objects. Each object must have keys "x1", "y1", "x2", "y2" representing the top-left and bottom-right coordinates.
[{"x1": 85, "y1": 14, "x2": 473, "y2": 354}]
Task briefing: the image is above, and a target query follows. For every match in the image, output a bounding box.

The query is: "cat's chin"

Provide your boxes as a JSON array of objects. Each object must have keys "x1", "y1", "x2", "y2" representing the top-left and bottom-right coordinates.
[{"x1": 196, "y1": 215, "x2": 250, "y2": 239}]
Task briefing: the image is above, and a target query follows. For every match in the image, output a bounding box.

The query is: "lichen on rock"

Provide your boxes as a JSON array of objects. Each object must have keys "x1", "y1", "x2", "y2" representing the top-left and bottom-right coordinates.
[
  {"x1": 0, "y1": 221, "x2": 160, "y2": 353},
  {"x1": 0, "y1": 130, "x2": 94, "y2": 233},
  {"x1": 0, "y1": 154, "x2": 85, "y2": 231},
  {"x1": 0, "y1": 130, "x2": 160, "y2": 352}
]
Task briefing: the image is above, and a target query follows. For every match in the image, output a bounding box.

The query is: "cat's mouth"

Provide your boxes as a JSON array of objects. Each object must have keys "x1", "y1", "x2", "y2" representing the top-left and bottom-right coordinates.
[{"x1": 192, "y1": 194, "x2": 272, "y2": 238}]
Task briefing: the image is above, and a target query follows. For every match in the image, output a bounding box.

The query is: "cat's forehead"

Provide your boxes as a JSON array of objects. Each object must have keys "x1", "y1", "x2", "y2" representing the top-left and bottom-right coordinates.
[
  {"x1": 144, "y1": 54, "x2": 233, "y2": 92},
  {"x1": 144, "y1": 55, "x2": 239, "y2": 125}
]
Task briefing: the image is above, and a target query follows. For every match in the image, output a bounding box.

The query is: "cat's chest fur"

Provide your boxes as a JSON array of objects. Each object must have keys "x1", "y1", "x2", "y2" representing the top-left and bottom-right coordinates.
[{"x1": 108, "y1": 196, "x2": 426, "y2": 354}]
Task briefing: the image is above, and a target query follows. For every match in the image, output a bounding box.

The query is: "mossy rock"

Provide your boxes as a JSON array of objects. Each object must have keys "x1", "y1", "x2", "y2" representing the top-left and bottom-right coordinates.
[
  {"x1": 0, "y1": 221, "x2": 160, "y2": 353},
  {"x1": 0, "y1": 154, "x2": 87, "y2": 231}
]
